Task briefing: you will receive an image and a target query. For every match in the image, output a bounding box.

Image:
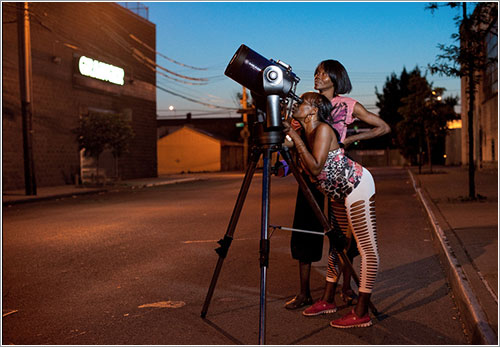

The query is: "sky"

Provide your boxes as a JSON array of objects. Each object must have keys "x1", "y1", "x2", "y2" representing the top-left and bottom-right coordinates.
[{"x1": 131, "y1": 1, "x2": 467, "y2": 118}]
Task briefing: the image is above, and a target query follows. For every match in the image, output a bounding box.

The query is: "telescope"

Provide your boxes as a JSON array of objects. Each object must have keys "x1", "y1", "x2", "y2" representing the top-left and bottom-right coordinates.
[{"x1": 224, "y1": 44, "x2": 301, "y2": 134}]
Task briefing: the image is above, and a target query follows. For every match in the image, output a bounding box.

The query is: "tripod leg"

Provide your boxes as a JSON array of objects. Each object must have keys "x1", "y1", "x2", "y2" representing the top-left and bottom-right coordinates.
[
  {"x1": 280, "y1": 148, "x2": 379, "y2": 316},
  {"x1": 201, "y1": 148, "x2": 261, "y2": 318},
  {"x1": 258, "y1": 147, "x2": 272, "y2": 345}
]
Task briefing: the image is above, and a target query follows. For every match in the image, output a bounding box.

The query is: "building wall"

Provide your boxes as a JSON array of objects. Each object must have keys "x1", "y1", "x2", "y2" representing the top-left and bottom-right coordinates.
[
  {"x1": 460, "y1": 5, "x2": 498, "y2": 169},
  {"x1": 221, "y1": 145, "x2": 243, "y2": 171},
  {"x1": 158, "y1": 127, "x2": 221, "y2": 174},
  {"x1": 445, "y1": 128, "x2": 462, "y2": 166},
  {"x1": 2, "y1": 3, "x2": 157, "y2": 190},
  {"x1": 460, "y1": 80, "x2": 498, "y2": 170},
  {"x1": 477, "y1": 95, "x2": 498, "y2": 167}
]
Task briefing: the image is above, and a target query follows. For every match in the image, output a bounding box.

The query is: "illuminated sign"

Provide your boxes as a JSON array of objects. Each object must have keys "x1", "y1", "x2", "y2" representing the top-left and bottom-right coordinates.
[{"x1": 78, "y1": 56, "x2": 124, "y2": 85}]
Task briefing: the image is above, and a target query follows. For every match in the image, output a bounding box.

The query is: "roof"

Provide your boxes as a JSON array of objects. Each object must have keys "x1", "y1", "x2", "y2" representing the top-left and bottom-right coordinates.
[{"x1": 160, "y1": 125, "x2": 243, "y2": 146}]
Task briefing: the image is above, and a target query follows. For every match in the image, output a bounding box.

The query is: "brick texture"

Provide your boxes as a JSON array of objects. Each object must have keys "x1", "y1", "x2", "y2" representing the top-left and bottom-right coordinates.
[{"x1": 2, "y1": 3, "x2": 157, "y2": 190}]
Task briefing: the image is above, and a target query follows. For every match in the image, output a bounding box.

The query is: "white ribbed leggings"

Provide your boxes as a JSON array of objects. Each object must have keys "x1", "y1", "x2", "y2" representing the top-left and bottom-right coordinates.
[{"x1": 326, "y1": 168, "x2": 379, "y2": 293}]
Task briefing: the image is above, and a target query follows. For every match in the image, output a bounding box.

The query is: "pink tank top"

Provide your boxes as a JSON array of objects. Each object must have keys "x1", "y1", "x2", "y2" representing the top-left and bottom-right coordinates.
[{"x1": 327, "y1": 95, "x2": 357, "y2": 142}]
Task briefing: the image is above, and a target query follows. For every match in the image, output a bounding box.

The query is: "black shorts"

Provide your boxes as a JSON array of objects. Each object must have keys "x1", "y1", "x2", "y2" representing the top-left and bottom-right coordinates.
[{"x1": 290, "y1": 174, "x2": 325, "y2": 263}]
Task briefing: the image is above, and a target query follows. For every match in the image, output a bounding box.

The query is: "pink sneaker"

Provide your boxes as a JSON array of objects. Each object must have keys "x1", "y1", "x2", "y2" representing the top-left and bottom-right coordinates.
[
  {"x1": 302, "y1": 300, "x2": 337, "y2": 316},
  {"x1": 330, "y1": 309, "x2": 372, "y2": 328}
]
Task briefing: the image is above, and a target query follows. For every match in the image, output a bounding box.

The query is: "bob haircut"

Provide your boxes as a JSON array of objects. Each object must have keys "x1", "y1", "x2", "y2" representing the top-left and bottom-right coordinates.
[
  {"x1": 301, "y1": 92, "x2": 341, "y2": 141},
  {"x1": 315, "y1": 60, "x2": 352, "y2": 95}
]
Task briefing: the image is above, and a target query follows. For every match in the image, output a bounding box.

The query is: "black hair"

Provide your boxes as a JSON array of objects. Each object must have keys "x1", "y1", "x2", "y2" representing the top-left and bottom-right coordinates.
[
  {"x1": 315, "y1": 60, "x2": 352, "y2": 95},
  {"x1": 301, "y1": 92, "x2": 341, "y2": 141}
]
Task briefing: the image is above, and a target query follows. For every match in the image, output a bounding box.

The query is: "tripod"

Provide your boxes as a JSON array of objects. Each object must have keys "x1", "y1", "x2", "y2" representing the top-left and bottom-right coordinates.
[{"x1": 200, "y1": 124, "x2": 378, "y2": 344}]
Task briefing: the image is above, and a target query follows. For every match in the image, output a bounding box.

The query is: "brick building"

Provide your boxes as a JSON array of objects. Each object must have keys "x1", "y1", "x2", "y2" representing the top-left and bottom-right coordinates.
[
  {"x1": 459, "y1": 2, "x2": 498, "y2": 169},
  {"x1": 2, "y1": 3, "x2": 157, "y2": 190}
]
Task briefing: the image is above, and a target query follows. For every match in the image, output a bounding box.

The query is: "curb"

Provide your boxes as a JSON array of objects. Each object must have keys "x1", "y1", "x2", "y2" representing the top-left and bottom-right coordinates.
[
  {"x1": 125, "y1": 177, "x2": 202, "y2": 189},
  {"x1": 407, "y1": 168, "x2": 497, "y2": 345},
  {"x1": 2, "y1": 178, "x2": 203, "y2": 206},
  {"x1": 2, "y1": 189, "x2": 108, "y2": 206}
]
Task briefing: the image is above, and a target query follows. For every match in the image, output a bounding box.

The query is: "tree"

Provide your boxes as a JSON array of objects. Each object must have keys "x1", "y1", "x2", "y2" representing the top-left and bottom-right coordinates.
[
  {"x1": 74, "y1": 111, "x2": 134, "y2": 183},
  {"x1": 398, "y1": 73, "x2": 432, "y2": 173},
  {"x1": 397, "y1": 72, "x2": 458, "y2": 173},
  {"x1": 375, "y1": 67, "x2": 410, "y2": 149},
  {"x1": 426, "y1": 2, "x2": 498, "y2": 198},
  {"x1": 107, "y1": 114, "x2": 135, "y2": 179},
  {"x1": 74, "y1": 111, "x2": 112, "y2": 182}
]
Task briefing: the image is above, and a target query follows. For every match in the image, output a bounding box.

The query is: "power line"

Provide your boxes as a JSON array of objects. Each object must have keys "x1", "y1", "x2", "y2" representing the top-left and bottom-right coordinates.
[
  {"x1": 132, "y1": 48, "x2": 209, "y2": 82},
  {"x1": 132, "y1": 50, "x2": 210, "y2": 85},
  {"x1": 87, "y1": 4, "x2": 216, "y2": 83},
  {"x1": 129, "y1": 33, "x2": 209, "y2": 71},
  {"x1": 156, "y1": 84, "x2": 238, "y2": 110}
]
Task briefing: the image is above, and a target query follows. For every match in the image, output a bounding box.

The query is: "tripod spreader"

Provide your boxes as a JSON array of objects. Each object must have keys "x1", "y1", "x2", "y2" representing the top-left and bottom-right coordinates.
[{"x1": 215, "y1": 236, "x2": 233, "y2": 258}]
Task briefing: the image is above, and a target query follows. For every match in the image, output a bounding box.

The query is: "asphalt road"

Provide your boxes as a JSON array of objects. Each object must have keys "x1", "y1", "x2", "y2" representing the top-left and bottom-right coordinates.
[{"x1": 2, "y1": 168, "x2": 468, "y2": 345}]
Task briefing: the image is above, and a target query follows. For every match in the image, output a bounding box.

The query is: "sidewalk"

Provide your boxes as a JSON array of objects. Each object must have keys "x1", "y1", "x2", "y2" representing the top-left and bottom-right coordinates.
[
  {"x1": 408, "y1": 165, "x2": 498, "y2": 345},
  {"x1": 2, "y1": 172, "x2": 252, "y2": 206},
  {"x1": 2, "y1": 174, "x2": 207, "y2": 206}
]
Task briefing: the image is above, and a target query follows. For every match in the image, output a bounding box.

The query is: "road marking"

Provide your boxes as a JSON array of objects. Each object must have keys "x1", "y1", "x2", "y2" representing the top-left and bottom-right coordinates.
[
  {"x1": 2, "y1": 309, "x2": 18, "y2": 317},
  {"x1": 183, "y1": 237, "x2": 256, "y2": 244},
  {"x1": 138, "y1": 301, "x2": 186, "y2": 309}
]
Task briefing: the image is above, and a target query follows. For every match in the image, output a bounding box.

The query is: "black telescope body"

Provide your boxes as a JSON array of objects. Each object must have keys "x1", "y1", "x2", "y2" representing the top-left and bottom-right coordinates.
[
  {"x1": 225, "y1": 45, "x2": 271, "y2": 96},
  {"x1": 224, "y1": 44, "x2": 300, "y2": 135},
  {"x1": 224, "y1": 44, "x2": 299, "y2": 99}
]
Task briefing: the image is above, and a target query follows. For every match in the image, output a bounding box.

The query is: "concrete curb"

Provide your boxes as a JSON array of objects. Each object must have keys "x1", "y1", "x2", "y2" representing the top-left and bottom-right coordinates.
[
  {"x1": 2, "y1": 178, "x2": 203, "y2": 206},
  {"x1": 407, "y1": 168, "x2": 497, "y2": 345},
  {"x1": 2, "y1": 189, "x2": 108, "y2": 206},
  {"x1": 125, "y1": 177, "x2": 201, "y2": 189}
]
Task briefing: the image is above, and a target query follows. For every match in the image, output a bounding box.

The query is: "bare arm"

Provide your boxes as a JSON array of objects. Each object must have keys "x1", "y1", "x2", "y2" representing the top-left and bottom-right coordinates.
[
  {"x1": 343, "y1": 102, "x2": 391, "y2": 148},
  {"x1": 283, "y1": 122, "x2": 333, "y2": 176}
]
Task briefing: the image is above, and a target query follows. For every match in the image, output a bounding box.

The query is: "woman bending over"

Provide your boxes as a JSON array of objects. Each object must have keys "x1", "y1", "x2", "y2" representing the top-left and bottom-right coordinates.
[{"x1": 283, "y1": 92, "x2": 379, "y2": 329}]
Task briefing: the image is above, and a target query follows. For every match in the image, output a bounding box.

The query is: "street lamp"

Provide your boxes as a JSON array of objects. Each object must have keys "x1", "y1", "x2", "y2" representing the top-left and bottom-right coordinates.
[{"x1": 168, "y1": 105, "x2": 176, "y2": 116}]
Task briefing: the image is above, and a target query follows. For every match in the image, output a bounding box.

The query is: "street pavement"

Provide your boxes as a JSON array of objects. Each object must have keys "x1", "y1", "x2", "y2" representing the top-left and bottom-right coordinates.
[{"x1": 2, "y1": 166, "x2": 498, "y2": 344}]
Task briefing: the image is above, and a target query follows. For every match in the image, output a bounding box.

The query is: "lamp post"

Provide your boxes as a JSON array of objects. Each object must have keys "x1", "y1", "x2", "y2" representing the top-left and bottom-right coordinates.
[{"x1": 168, "y1": 105, "x2": 176, "y2": 117}]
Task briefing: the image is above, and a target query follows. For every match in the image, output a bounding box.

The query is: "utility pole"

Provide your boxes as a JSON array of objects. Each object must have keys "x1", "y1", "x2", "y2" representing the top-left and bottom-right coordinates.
[
  {"x1": 17, "y1": 2, "x2": 37, "y2": 195},
  {"x1": 240, "y1": 87, "x2": 250, "y2": 169}
]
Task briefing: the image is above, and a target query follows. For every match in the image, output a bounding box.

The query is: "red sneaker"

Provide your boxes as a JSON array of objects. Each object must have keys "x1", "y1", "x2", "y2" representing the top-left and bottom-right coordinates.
[
  {"x1": 302, "y1": 300, "x2": 337, "y2": 316},
  {"x1": 330, "y1": 309, "x2": 372, "y2": 328}
]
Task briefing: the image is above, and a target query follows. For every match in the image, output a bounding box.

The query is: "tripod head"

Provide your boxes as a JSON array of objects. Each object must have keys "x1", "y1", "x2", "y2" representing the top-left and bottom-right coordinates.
[{"x1": 225, "y1": 44, "x2": 301, "y2": 147}]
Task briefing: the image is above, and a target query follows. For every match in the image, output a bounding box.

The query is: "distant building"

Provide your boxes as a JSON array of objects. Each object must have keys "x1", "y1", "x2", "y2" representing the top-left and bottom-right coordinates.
[
  {"x1": 2, "y1": 3, "x2": 157, "y2": 190},
  {"x1": 459, "y1": 2, "x2": 498, "y2": 169},
  {"x1": 157, "y1": 126, "x2": 243, "y2": 174}
]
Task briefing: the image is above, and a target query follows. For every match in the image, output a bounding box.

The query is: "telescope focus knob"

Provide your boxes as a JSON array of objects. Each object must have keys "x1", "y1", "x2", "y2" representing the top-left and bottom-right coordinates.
[{"x1": 267, "y1": 70, "x2": 278, "y2": 81}]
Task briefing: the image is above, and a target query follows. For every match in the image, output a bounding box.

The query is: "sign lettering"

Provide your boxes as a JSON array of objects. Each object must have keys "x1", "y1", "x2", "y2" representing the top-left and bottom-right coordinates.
[{"x1": 78, "y1": 56, "x2": 124, "y2": 85}]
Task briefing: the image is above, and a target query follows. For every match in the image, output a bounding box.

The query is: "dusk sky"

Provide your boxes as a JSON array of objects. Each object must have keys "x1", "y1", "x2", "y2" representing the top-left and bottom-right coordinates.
[{"x1": 131, "y1": 2, "x2": 468, "y2": 118}]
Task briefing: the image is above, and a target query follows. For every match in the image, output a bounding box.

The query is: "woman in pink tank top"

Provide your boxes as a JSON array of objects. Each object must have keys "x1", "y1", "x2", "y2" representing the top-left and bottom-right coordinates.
[{"x1": 314, "y1": 60, "x2": 390, "y2": 145}]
